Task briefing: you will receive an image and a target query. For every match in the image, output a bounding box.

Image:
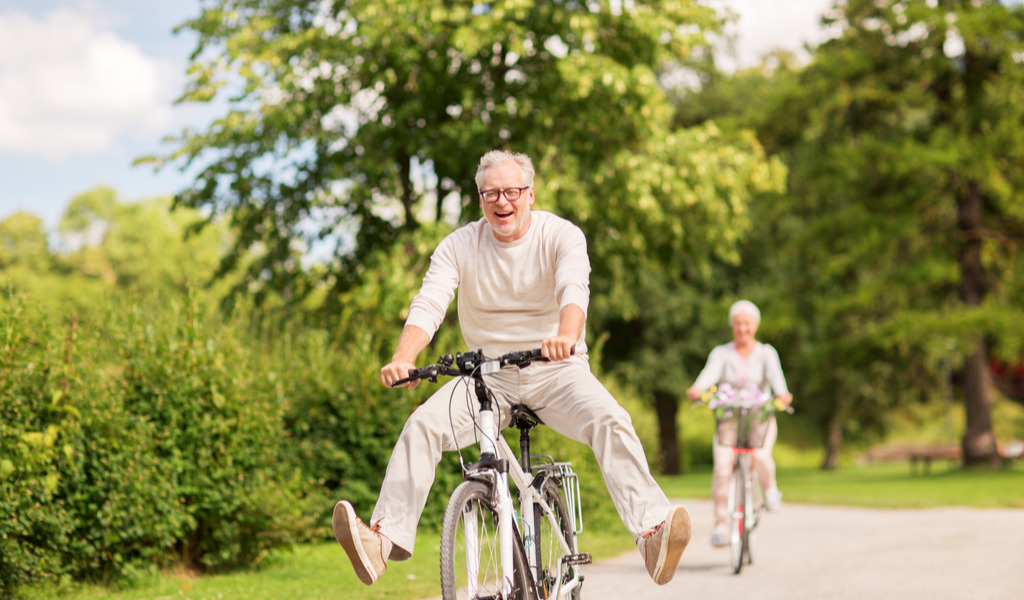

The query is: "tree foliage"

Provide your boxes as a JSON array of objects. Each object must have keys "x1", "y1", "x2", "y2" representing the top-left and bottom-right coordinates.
[
  {"x1": 145, "y1": 0, "x2": 723, "y2": 312},
  {"x1": 677, "y1": 0, "x2": 1024, "y2": 466}
]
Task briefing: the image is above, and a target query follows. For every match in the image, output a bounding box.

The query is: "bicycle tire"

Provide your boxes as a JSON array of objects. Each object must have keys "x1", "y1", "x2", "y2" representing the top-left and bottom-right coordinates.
[
  {"x1": 534, "y1": 478, "x2": 581, "y2": 600},
  {"x1": 728, "y1": 457, "x2": 747, "y2": 574},
  {"x1": 440, "y1": 480, "x2": 533, "y2": 600},
  {"x1": 743, "y1": 464, "x2": 755, "y2": 567},
  {"x1": 747, "y1": 470, "x2": 762, "y2": 566}
]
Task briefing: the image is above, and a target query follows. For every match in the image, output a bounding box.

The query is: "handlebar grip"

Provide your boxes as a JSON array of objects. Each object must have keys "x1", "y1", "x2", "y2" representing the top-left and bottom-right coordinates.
[
  {"x1": 530, "y1": 346, "x2": 576, "y2": 358},
  {"x1": 520, "y1": 346, "x2": 575, "y2": 363},
  {"x1": 391, "y1": 367, "x2": 424, "y2": 387}
]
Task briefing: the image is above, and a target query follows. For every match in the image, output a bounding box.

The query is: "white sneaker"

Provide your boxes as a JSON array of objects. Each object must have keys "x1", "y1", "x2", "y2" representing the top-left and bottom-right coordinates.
[
  {"x1": 710, "y1": 523, "x2": 729, "y2": 547},
  {"x1": 637, "y1": 505, "x2": 692, "y2": 585},
  {"x1": 765, "y1": 488, "x2": 783, "y2": 512},
  {"x1": 333, "y1": 500, "x2": 393, "y2": 585}
]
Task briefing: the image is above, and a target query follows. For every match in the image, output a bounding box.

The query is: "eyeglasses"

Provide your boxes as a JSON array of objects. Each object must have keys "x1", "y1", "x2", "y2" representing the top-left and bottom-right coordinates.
[{"x1": 479, "y1": 186, "x2": 531, "y2": 204}]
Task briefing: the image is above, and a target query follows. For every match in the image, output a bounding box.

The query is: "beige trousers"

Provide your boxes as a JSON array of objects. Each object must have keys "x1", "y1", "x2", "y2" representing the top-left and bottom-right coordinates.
[
  {"x1": 711, "y1": 417, "x2": 778, "y2": 527},
  {"x1": 371, "y1": 354, "x2": 672, "y2": 560}
]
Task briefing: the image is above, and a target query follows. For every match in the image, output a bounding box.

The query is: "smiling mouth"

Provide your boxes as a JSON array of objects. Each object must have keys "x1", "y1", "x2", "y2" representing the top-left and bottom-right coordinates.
[{"x1": 495, "y1": 210, "x2": 514, "y2": 219}]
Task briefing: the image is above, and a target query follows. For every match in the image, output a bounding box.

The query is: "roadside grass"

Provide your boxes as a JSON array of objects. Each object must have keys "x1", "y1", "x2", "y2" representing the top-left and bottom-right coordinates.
[
  {"x1": 19, "y1": 525, "x2": 636, "y2": 600},
  {"x1": 658, "y1": 460, "x2": 1024, "y2": 509},
  {"x1": 20, "y1": 461, "x2": 1023, "y2": 600}
]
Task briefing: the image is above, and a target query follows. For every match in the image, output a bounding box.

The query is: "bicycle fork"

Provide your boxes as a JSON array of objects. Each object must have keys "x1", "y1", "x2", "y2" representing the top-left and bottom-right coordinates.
[{"x1": 470, "y1": 393, "x2": 516, "y2": 597}]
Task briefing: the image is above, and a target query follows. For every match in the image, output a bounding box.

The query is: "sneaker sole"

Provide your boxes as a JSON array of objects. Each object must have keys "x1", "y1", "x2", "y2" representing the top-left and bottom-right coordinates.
[
  {"x1": 654, "y1": 506, "x2": 692, "y2": 585},
  {"x1": 333, "y1": 501, "x2": 379, "y2": 585}
]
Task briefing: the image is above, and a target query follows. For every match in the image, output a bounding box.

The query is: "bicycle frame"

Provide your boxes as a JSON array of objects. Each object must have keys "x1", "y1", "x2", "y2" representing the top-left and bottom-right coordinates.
[
  {"x1": 460, "y1": 361, "x2": 585, "y2": 599},
  {"x1": 397, "y1": 349, "x2": 589, "y2": 599}
]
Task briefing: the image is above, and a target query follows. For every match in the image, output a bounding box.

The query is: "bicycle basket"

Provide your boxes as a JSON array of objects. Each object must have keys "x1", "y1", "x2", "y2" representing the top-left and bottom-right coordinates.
[{"x1": 715, "y1": 409, "x2": 772, "y2": 449}]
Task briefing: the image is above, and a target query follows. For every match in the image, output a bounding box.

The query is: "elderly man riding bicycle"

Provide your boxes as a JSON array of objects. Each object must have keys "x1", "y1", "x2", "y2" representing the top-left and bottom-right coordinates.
[{"x1": 333, "y1": 149, "x2": 692, "y2": 588}]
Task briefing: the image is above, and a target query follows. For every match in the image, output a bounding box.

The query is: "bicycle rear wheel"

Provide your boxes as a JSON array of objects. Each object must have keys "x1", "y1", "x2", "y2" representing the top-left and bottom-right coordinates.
[
  {"x1": 534, "y1": 478, "x2": 580, "y2": 600},
  {"x1": 727, "y1": 457, "x2": 748, "y2": 574},
  {"x1": 440, "y1": 480, "x2": 532, "y2": 600}
]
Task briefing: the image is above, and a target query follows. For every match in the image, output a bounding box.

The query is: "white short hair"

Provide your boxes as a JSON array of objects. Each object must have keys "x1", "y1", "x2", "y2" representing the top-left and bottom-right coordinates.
[
  {"x1": 729, "y1": 300, "x2": 761, "y2": 326},
  {"x1": 475, "y1": 150, "x2": 535, "y2": 189}
]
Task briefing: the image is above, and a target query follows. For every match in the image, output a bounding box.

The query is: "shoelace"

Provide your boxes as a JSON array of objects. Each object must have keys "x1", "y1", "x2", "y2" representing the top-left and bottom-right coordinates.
[
  {"x1": 640, "y1": 520, "x2": 664, "y2": 540},
  {"x1": 369, "y1": 519, "x2": 389, "y2": 565},
  {"x1": 639, "y1": 520, "x2": 665, "y2": 564}
]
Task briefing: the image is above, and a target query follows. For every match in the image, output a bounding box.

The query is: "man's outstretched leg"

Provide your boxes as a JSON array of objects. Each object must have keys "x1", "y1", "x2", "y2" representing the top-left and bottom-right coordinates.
[
  {"x1": 333, "y1": 500, "x2": 393, "y2": 585},
  {"x1": 637, "y1": 505, "x2": 692, "y2": 585}
]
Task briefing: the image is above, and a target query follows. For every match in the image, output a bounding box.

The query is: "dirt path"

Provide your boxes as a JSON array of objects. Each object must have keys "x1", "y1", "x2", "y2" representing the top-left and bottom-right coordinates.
[{"x1": 575, "y1": 498, "x2": 1024, "y2": 599}]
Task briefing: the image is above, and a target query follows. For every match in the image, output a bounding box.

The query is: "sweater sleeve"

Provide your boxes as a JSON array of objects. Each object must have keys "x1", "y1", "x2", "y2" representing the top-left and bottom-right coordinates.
[
  {"x1": 692, "y1": 346, "x2": 727, "y2": 391},
  {"x1": 554, "y1": 223, "x2": 591, "y2": 315},
  {"x1": 404, "y1": 233, "x2": 461, "y2": 339},
  {"x1": 763, "y1": 344, "x2": 790, "y2": 397}
]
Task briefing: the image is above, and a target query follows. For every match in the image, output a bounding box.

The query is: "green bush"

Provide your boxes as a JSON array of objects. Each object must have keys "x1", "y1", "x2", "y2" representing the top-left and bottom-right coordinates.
[
  {"x1": 0, "y1": 304, "x2": 77, "y2": 595},
  {"x1": 109, "y1": 298, "x2": 315, "y2": 570},
  {"x1": 1, "y1": 294, "x2": 319, "y2": 596},
  {"x1": 276, "y1": 326, "x2": 464, "y2": 533}
]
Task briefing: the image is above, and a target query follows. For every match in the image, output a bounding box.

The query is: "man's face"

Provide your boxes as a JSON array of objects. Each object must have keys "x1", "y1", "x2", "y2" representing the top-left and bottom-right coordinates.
[{"x1": 479, "y1": 161, "x2": 534, "y2": 242}]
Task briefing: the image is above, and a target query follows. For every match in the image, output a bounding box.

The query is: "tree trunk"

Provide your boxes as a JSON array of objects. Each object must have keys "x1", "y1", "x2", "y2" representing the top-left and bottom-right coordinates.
[
  {"x1": 962, "y1": 338, "x2": 1000, "y2": 466},
  {"x1": 399, "y1": 152, "x2": 416, "y2": 231},
  {"x1": 957, "y1": 180, "x2": 1001, "y2": 466},
  {"x1": 653, "y1": 390, "x2": 681, "y2": 475},
  {"x1": 821, "y1": 412, "x2": 842, "y2": 471}
]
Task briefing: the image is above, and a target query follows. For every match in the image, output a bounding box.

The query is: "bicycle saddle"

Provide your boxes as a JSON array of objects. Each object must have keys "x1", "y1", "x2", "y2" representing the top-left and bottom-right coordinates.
[{"x1": 509, "y1": 404, "x2": 544, "y2": 430}]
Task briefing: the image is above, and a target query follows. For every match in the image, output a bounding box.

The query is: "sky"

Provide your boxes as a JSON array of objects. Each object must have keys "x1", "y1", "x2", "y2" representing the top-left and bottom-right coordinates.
[{"x1": 0, "y1": 0, "x2": 834, "y2": 231}]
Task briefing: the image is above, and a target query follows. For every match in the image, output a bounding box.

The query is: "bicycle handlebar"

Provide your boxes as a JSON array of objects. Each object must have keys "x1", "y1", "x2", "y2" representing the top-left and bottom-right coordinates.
[{"x1": 391, "y1": 347, "x2": 572, "y2": 387}]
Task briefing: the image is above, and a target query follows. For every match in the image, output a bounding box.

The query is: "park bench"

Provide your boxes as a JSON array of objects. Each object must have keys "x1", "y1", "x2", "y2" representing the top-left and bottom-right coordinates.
[
  {"x1": 907, "y1": 445, "x2": 962, "y2": 474},
  {"x1": 859, "y1": 443, "x2": 962, "y2": 474}
]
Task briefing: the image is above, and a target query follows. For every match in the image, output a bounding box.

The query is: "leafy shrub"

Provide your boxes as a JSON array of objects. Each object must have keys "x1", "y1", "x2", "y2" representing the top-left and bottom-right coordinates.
[
  {"x1": 109, "y1": 297, "x2": 315, "y2": 570},
  {"x1": 276, "y1": 326, "x2": 465, "y2": 533},
  {"x1": 1, "y1": 293, "x2": 319, "y2": 596},
  {"x1": 0, "y1": 303, "x2": 77, "y2": 595}
]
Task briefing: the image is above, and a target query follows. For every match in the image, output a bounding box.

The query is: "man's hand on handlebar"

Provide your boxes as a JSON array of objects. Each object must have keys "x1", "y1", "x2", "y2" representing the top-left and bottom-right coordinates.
[
  {"x1": 381, "y1": 360, "x2": 420, "y2": 390},
  {"x1": 541, "y1": 335, "x2": 576, "y2": 362}
]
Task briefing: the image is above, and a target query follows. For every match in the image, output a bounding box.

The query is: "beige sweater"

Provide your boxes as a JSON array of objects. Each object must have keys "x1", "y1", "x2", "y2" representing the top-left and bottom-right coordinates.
[{"x1": 405, "y1": 211, "x2": 591, "y2": 357}]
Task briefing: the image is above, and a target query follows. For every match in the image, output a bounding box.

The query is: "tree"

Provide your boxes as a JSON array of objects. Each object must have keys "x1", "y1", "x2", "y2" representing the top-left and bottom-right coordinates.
[
  {"x1": 580, "y1": 124, "x2": 786, "y2": 473},
  {"x1": 0, "y1": 212, "x2": 51, "y2": 274},
  {"x1": 58, "y1": 187, "x2": 232, "y2": 299},
  {"x1": 682, "y1": 0, "x2": 1024, "y2": 467},
  {"x1": 145, "y1": 0, "x2": 723, "y2": 311}
]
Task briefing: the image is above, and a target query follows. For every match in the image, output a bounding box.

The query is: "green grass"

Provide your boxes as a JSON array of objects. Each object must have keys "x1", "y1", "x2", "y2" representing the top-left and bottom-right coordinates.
[
  {"x1": 20, "y1": 461, "x2": 1024, "y2": 600},
  {"x1": 658, "y1": 460, "x2": 1024, "y2": 509},
  {"x1": 19, "y1": 526, "x2": 636, "y2": 600}
]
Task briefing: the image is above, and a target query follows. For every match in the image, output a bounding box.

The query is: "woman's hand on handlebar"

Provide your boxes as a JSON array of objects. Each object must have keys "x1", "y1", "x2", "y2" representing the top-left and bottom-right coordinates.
[
  {"x1": 541, "y1": 336, "x2": 576, "y2": 362},
  {"x1": 685, "y1": 386, "x2": 702, "y2": 402},
  {"x1": 381, "y1": 360, "x2": 420, "y2": 389}
]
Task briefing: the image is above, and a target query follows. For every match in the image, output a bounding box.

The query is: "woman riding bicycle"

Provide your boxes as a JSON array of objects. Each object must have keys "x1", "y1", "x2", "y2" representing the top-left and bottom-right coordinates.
[{"x1": 686, "y1": 300, "x2": 792, "y2": 548}]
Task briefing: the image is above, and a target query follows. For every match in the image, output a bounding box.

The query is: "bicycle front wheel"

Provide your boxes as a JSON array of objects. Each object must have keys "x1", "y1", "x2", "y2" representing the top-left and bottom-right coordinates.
[
  {"x1": 440, "y1": 480, "x2": 532, "y2": 600},
  {"x1": 746, "y1": 470, "x2": 763, "y2": 566},
  {"x1": 534, "y1": 478, "x2": 580, "y2": 600},
  {"x1": 728, "y1": 457, "x2": 748, "y2": 575}
]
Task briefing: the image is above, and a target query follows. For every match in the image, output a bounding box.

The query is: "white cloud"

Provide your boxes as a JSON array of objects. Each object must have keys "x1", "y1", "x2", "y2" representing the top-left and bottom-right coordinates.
[
  {"x1": 711, "y1": 0, "x2": 836, "y2": 71},
  {"x1": 0, "y1": 8, "x2": 176, "y2": 161}
]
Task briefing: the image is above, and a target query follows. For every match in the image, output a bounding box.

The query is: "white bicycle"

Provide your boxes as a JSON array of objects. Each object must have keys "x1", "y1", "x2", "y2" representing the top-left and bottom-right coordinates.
[
  {"x1": 394, "y1": 348, "x2": 591, "y2": 600},
  {"x1": 696, "y1": 385, "x2": 792, "y2": 574}
]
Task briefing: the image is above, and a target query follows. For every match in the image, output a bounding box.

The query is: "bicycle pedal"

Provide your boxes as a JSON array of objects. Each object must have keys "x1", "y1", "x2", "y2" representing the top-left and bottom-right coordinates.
[{"x1": 564, "y1": 553, "x2": 592, "y2": 565}]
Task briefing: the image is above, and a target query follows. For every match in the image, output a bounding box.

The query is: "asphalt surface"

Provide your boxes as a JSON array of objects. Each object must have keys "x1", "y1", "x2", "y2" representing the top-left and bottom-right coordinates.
[{"x1": 575, "y1": 498, "x2": 1024, "y2": 600}]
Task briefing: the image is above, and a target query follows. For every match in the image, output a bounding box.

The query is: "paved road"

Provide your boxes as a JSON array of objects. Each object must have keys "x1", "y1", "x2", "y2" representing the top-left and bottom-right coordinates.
[{"x1": 576, "y1": 498, "x2": 1024, "y2": 600}]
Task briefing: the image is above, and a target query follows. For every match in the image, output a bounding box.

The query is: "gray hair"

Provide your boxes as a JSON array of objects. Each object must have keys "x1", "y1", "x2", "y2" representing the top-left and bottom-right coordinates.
[
  {"x1": 729, "y1": 300, "x2": 761, "y2": 326},
  {"x1": 475, "y1": 150, "x2": 535, "y2": 189}
]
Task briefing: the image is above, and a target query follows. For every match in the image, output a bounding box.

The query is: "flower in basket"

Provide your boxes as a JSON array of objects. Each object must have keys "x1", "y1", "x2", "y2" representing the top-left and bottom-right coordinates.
[{"x1": 698, "y1": 383, "x2": 789, "y2": 421}]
